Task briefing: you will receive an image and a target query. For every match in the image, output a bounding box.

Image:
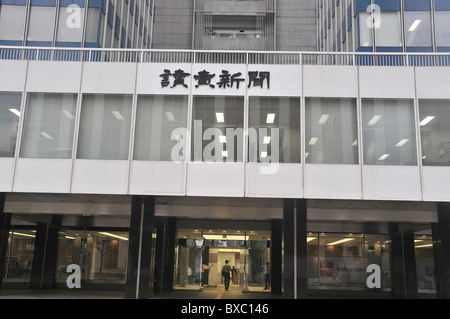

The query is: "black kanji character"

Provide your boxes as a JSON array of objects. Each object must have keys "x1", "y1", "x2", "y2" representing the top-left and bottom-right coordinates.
[
  {"x1": 194, "y1": 69, "x2": 216, "y2": 88},
  {"x1": 231, "y1": 72, "x2": 245, "y2": 89},
  {"x1": 171, "y1": 69, "x2": 191, "y2": 88},
  {"x1": 248, "y1": 71, "x2": 270, "y2": 89},
  {"x1": 160, "y1": 69, "x2": 172, "y2": 88}
]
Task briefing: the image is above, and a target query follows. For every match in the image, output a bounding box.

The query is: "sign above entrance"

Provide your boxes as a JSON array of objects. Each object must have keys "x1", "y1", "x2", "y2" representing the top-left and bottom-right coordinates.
[{"x1": 160, "y1": 69, "x2": 270, "y2": 90}]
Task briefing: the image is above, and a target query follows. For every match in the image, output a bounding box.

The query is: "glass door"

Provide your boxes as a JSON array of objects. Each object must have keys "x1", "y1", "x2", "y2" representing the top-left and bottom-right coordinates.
[{"x1": 174, "y1": 238, "x2": 203, "y2": 291}]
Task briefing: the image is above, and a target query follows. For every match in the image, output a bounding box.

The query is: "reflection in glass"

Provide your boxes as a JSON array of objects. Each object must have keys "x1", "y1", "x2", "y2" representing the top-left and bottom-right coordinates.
[
  {"x1": 77, "y1": 94, "x2": 132, "y2": 160},
  {"x1": 248, "y1": 97, "x2": 300, "y2": 163},
  {"x1": 358, "y1": 12, "x2": 373, "y2": 47},
  {"x1": 0, "y1": 92, "x2": 21, "y2": 157},
  {"x1": 191, "y1": 96, "x2": 244, "y2": 162},
  {"x1": 307, "y1": 233, "x2": 391, "y2": 289},
  {"x1": 404, "y1": 11, "x2": 432, "y2": 47},
  {"x1": 3, "y1": 229, "x2": 35, "y2": 281},
  {"x1": 21, "y1": 93, "x2": 77, "y2": 159},
  {"x1": 435, "y1": 11, "x2": 450, "y2": 48},
  {"x1": 362, "y1": 99, "x2": 417, "y2": 165},
  {"x1": 419, "y1": 100, "x2": 450, "y2": 166},
  {"x1": 305, "y1": 98, "x2": 358, "y2": 164},
  {"x1": 375, "y1": 12, "x2": 402, "y2": 47},
  {"x1": 415, "y1": 233, "x2": 436, "y2": 292},
  {"x1": 56, "y1": 230, "x2": 129, "y2": 282},
  {"x1": 134, "y1": 95, "x2": 188, "y2": 161}
]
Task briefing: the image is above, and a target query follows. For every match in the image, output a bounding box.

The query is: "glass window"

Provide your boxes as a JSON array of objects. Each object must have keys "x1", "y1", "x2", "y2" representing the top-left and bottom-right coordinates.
[
  {"x1": 307, "y1": 233, "x2": 391, "y2": 290},
  {"x1": 362, "y1": 99, "x2": 417, "y2": 166},
  {"x1": 56, "y1": 230, "x2": 129, "y2": 282},
  {"x1": 191, "y1": 96, "x2": 244, "y2": 162},
  {"x1": 358, "y1": 12, "x2": 373, "y2": 47},
  {"x1": 305, "y1": 98, "x2": 358, "y2": 164},
  {"x1": 248, "y1": 97, "x2": 300, "y2": 164},
  {"x1": 85, "y1": 8, "x2": 101, "y2": 44},
  {"x1": 27, "y1": 6, "x2": 56, "y2": 42},
  {"x1": 77, "y1": 94, "x2": 132, "y2": 160},
  {"x1": 3, "y1": 228, "x2": 35, "y2": 281},
  {"x1": 375, "y1": 12, "x2": 402, "y2": 47},
  {"x1": 0, "y1": 92, "x2": 21, "y2": 157},
  {"x1": 435, "y1": 11, "x2": 450, "y2": 47},
  {"x1": 134, "y1": 95, "x2": 188, "y2": 161},
  {"x1": 419, "y1": 100, "x2": 450, "y2": 166},
  {"x1": 415, "y1": 233, "x2": 436, "y2": 293},
  {"x1": 20, "y1": 93, "x2": 77, "y2": 159},
  {"x1": 0, "y1": 5, "x2": 27, "y2": 42},
  {"x1": 56, "y1": 5, "x2": 85, "y2": 43},
  {"x1": 404, "y1": 11, "x2": 432, "y2": 47}
]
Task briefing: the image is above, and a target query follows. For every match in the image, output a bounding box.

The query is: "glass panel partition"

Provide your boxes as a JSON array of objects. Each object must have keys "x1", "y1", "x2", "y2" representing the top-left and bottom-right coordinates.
[
  {"x1": 419, "y1": 99, "x2": 450, "y2": 166},
  {"x1": 134, "y1": 95, "x2": 188, "y2": 161},
  {"x1": 2, "y1": 228, "x2": 35, "y2": 281},
  {"x1": 305, "y1": 97, "x2": 358, "y2": 164},
  {"x1": 56, "y1": 229, "x2": 129, "y2": 282},
  {"x1": 307, "y1": 232, "x2": 391, "y2": 290},
  {"x1": 248, "y1": 97, "x2": 300, "y2": 163},
  {"x1": 77, "y1": 94, "x2": 133, "y2": 160},
  {"x1": 0, "y1": 92, "x2": 21, "y2": 157},
  {"x1": 362, "y1": 99, "x2": 417, "y2": 165},
  {"x1": 415, "y1": 233, "x2": 436, "y2": 293},
  {"x1": 20, "y1": 93, "x2": 77, "y2": 158},
  {"x1": 191, "y1": 96, "x2": 244, "y2": 162}
]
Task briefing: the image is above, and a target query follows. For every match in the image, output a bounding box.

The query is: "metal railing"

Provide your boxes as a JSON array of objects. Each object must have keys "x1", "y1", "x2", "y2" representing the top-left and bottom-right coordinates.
[{"x1": 1, "y1": 46, "x2": 450, "y2": 67}]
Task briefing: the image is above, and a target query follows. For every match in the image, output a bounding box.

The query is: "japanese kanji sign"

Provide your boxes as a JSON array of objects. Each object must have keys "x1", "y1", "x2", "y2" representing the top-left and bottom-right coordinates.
[{"x1": 160, "y1": 69, "x2": 270, "y2": 90}]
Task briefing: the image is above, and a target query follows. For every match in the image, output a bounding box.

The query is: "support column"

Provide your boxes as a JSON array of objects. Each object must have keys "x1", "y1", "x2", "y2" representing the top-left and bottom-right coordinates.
[
  {"x1": 296, "y1": 199, "x2": 307, "y2": 299},
  {"x1": 271, "y1": 219, "x2": 282, "y2": 294},
  {"x1": 163, "y1": 218, "x2": 176, "y2": 292},
  {"x1": 390, "y1": 225, "x2": 418, "y2": 299},
  {"x1": 126, "y1": 195, "x2": 156, "y2": 299},
  {"x1": 283, "y1": 199, "x2": 295, "y2": 298},
  {"x1": 29, "y1": 216, "x2": 62, "y2": 289},
  {"x1": 0, "y1": 193, "x2": 11, "y2": 293},
  {"x1": 433, "y1": 202, "x2": 450, "y2": 299},
  {"x1": 283, "y1": 199, "x2": 308, "y2": 299}
]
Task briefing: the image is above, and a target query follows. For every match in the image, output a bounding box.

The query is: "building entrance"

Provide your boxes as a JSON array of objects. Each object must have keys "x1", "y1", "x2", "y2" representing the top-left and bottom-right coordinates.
[{"x1": 174, "y1": 221, "x2": 271, "y2": 293}]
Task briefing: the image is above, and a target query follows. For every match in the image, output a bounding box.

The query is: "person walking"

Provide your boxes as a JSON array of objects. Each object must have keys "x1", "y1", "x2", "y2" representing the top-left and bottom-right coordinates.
[
  {"x1": 263, "y1": 262, "x2": 270, "y2": 290},
  {"x1": 222, "y1": 260, "x2": 232, "y2": 291}
]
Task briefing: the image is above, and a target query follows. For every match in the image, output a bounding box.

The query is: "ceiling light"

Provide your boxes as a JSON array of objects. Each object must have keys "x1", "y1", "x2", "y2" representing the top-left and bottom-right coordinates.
[
  {"x1": 415, "y1": 243, "x2": 433, "y2": 248},
  {"x1": 395, "y1": 139, "x2": 409, "y2": 147},
  {"x1": 263, "y1": 136, "x2": 271, "y2": 144},
  {"x1": 266, "y1": 113, "x2": 275, "y2": 124},
  {"x1": 318, "y1": 114, "x2": 330, "y2": 125},
  {"x1": 327, "y1": 238, "x2": 356, "y2": 246},
  {"x1": 9, "y1": 108, "x2": 21, "y2": 117},
  {"x1": 226, "y1": 235, "x2": 249, "y2": 240},
  {"x1": 261, "y1": 151, "x2": 268, "y2": 158},
  {"x1": 409, "y1": 19, "x2": 421, "y2": 32},
  {"x1": 165, "y1": 111, "x2": 175, "y2": 122},
  {"x1": 62, "y1": 110, "x2": 75, "y2": 119},
  {"x1": 378, "y1": 154, "x2": 390, "y2": 161},
  {"x1": 219, "y1": 135, "x2": 227, "y2": 143},
  {"x1": 9, "y1": 231, "x2": 35, "y2": 238},
  {"x1": 222, "y1": 151, "x2": 228, "y2": 157},
  {"x1": 419, "y1": 116, "x2": 435, "y2": 126},
  {"x1": 112, "y1": 111, "x2": 124, "y2": 121},
  {"x1": 352, "y1": 139, "x2": 358, "y2": 146},
  {"x1": 40, "y1": 132, "x2": 54, "y2": 140},
  {"x1": 203, "y1": 235, "x2": 225, "y2": 240},
  {"x1": 367, "y1": 115, "x2": 382, "y2": 126},
  {"x1": 216, "y1": 112, "x2": 224, "y2": 123},
  {"x1": 307, "y1": 237, "x2": 317, "y2": 242},
  {"x1": 309, "y1": 137, "x2": 318, "y2": 145},
  {"x1": 98, "y1": 232, "x2": 128, "y2": 241}
]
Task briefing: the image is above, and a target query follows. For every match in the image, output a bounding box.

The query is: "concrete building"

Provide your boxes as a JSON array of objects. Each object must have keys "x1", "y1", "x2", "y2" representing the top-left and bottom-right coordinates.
[{"x1": 0, "y1": 0, "x2": 450, "y2": 300}]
